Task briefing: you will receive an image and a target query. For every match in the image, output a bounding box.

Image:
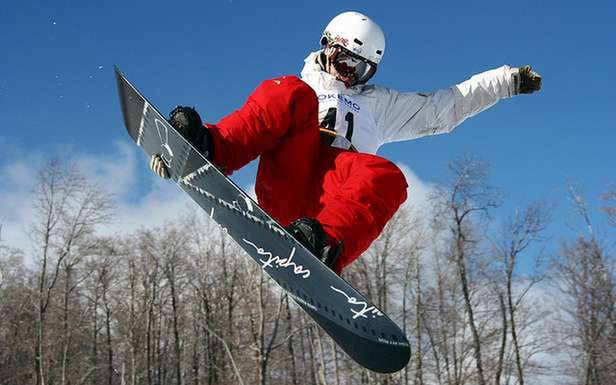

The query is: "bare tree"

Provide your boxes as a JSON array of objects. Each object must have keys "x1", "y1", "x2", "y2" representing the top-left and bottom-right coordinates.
[
  {"x1": 160, "y1": 225, "x2": 195, "y2": 385},
  {"x1": 431, "y1": 155, "x2": 501, "y2": 385},
  {"x1": 0, "y1": 241, "x2": 33, "y2": 385},
  {"x1": 492, "y1": 202, "x2": 550, "y2": 385},
  {"x1": 94, "y1": 243, "x2": 118, "y2": 385},
  {"x1": 30, "y1": 159, "x2": 112, "y2": 385},
  {"x1": 245, "y1": 267, "x2": 286, "y2": 385},
  {"x1": 421, "y1": 238, "x2": 473, "y2": 385},
  {"x1": 554, "y1": 187, "x2": 616, "y2": 385}
]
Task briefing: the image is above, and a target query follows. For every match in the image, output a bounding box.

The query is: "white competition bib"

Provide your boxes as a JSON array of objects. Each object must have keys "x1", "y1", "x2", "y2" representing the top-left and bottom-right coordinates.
[{"x1": 314, "y1": 91, "x2": 380, "y2": 154}]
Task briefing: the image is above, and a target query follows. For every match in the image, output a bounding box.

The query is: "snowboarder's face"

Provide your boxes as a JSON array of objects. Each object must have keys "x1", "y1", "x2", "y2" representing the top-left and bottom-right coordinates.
[{"x1": 324, "y1": 45, "x2": 376, "y2": 87}]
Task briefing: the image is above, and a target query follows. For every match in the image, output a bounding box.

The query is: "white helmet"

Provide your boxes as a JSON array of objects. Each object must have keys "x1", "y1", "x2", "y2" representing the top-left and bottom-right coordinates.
[
  {"x1": 320, "y1": 11, "x2": 385, "y2": 85},
  {"x1": 321, "y1": 11, "x2": 385, "y2": 64}
]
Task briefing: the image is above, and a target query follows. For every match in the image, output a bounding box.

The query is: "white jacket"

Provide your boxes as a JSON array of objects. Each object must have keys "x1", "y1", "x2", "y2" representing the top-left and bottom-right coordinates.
[{"x1": 300, "y1": 51, "x2": 519, "y2": 155}]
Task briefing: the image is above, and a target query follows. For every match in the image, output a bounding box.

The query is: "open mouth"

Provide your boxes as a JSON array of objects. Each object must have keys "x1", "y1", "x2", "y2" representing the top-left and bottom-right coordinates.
[
  {"x1": 328, "y1": 46, "x2": 377, "y2": 85},
  {"x1": 334, "y1": 61, "x2": 357, "y2": 79}
]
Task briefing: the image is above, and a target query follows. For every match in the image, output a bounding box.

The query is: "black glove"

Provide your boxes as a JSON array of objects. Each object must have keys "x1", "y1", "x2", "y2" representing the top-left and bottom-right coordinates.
[
  {"x1": 516, "y1": 65, "x2": 542, "y2": 94},
  {"x1": 168, "y1": 106, "x2": 213, "y2": 159}
]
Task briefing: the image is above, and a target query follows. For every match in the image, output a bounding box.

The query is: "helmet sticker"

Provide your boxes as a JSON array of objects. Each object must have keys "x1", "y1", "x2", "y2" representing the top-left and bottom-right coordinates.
[{"x1": 333, "y1": 35, "x2": 349, "y2": 47}]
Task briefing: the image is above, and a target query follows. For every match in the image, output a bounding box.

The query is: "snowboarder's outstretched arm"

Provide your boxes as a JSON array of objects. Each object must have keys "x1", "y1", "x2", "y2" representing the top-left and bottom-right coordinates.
[{"x1": 375, "y1": 65, "x2": 542, "y2": 144}]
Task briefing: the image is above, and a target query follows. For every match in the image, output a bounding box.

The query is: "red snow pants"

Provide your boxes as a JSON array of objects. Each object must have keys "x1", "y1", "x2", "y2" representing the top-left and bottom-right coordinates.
[{"x1": 205, "y1": 76, "x2": 408, "y2": 273}]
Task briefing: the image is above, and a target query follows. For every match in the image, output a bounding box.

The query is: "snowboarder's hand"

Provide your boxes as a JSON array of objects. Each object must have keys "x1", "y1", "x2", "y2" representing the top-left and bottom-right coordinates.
[
  {"x1": 168, "y1": 106, "x2": 213, "y2": 159},
  {"x1": 150, "y1": 154, "x2": 170, "y2": 179},
  {"x1": 169, "y1": 106, "x2": 203, "y2": 143},
  {"x1": 516, "y1": 65, "x2": 542, "y2": 94}
]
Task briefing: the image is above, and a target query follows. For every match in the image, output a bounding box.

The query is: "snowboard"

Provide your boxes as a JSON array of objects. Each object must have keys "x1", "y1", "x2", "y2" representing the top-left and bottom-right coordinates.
[{"x1": 114, "y1": 67, "x2": 410, "y2": 373}]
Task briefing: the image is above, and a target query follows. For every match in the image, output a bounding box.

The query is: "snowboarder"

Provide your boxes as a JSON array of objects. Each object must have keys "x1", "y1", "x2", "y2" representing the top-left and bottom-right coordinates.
[{"x1": 150, "y1": 11, "x2": 542, "y2": 274}]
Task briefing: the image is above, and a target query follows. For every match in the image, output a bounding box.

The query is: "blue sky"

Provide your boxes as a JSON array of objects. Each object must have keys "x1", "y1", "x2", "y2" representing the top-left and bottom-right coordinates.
[{"x1": 0, "y1": 0, "x2": 614, "y2": 251}]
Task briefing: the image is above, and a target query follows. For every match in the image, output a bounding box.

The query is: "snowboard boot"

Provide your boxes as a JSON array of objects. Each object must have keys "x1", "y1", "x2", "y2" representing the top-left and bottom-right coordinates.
[
  {"x1": 168, "y1": 106, "x2": 214, "y2": 160},
  {"x1": 286, "y1": 217, "x2": 343, "y2": 271}
]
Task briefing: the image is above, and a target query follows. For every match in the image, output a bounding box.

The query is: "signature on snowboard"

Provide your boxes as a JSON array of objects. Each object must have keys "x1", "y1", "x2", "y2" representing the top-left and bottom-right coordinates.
[
  {"x1": 243, "y1": 239, "x2": 311, "y2": 279},
  {"x1": 331, "y1": 286, "x2": 384, "y2": 319}
]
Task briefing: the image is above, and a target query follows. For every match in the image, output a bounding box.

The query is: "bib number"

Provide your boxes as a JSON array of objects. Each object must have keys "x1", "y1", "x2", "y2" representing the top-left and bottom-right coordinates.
[{"x1": 320, "y1": 108, "x2": 354, "y2": 142}]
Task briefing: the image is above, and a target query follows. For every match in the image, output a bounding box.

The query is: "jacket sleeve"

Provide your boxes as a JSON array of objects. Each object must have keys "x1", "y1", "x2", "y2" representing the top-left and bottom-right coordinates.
[{"x1": 376, "y1": 65, "x2": 518, "y2": 144}]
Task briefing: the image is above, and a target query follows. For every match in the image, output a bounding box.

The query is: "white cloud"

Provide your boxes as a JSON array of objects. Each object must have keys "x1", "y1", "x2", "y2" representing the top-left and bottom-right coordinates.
[
  {"x1": 98, "y1": 179, "x2": 194, "y2": 238},
  {"x1": 0, "y1": 142, "x2": 193, "y2": 259},
  {"x1": 519, "y1": 281, "x2": 576, "y2": 384},
  {"x1": 396, "y1": 162, "x2": 439, "y2": 214},
  {"x1": 73, "y1": 141, "x2": 138, "y2": 197},
  {"x1": 0, "y1": 157, "x2": 39, "y2": 256}
]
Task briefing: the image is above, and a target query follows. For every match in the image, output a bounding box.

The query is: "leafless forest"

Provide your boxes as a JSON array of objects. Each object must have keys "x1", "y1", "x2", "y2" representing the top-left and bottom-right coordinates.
[{"x1": 1, "y1": 157, "x2": 614, "y2": 385}]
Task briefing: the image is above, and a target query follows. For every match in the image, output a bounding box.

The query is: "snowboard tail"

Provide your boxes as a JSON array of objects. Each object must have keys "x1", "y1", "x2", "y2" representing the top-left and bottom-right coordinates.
[{"x1": 114, "y1": 66, "x2": 410, "y2": 373}]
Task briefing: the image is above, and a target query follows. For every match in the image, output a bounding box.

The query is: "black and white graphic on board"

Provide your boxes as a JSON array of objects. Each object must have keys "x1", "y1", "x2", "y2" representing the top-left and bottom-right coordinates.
[
  {"x1": 115, "y1": 66, "x2": 410, "y2": 373},
  {"x1": 155, "y1": 118, "x2": 174, "y2": 168}
]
